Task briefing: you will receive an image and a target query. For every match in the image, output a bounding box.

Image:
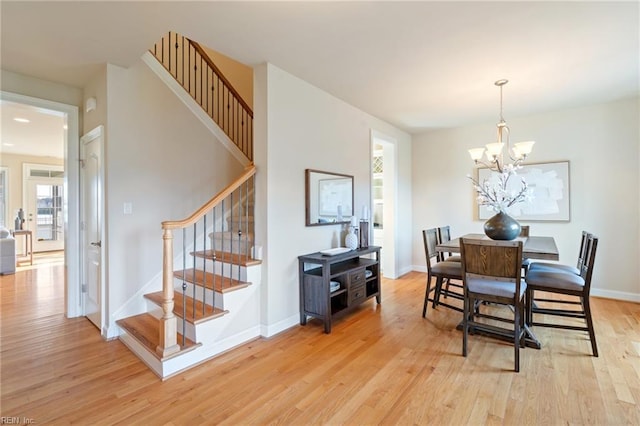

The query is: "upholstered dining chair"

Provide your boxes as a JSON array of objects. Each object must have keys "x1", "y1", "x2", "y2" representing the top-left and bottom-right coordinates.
[
  {"x1": 437, "y1": 226, "x2": 461, "y2": 262},
  {"x1": 528, "y1": 231, "x2": 590, "y2": 275},
  {"x1": 422, "y1": 228, "x2": 463, "y2": 317},
  {"x1": 460, "y1": 238, "x2": 525, "y2": 372},
  {"x1": 437, "y1": 226, "x2": 463, "y2": 300},
  {"x1": 525, "y1": 234, "x2": 599, "y2": 356}
]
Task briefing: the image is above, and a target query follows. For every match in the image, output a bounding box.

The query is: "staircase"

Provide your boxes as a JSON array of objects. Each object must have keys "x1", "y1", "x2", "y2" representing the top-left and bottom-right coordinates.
[{"x1": 116, "y1": 32, "x2": 260, "y2": 379}]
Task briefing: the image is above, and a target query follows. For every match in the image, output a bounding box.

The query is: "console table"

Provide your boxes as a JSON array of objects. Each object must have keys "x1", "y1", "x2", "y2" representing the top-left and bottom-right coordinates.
[
  {"x1": 298, "y1": 246, "x2": 381, "y2": 333},
  {"x1": 12, "y1": 229, "x2": 33, "y2": 266}
]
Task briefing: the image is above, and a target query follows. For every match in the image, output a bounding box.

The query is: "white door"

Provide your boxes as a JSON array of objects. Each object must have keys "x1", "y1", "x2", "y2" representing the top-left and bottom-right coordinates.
[
  {"x1": 26, "y1": 178, "x2": 65, "y2": 252},
  {"x1": 81, "y1": 127, "x2": 104, "y2": 330}
]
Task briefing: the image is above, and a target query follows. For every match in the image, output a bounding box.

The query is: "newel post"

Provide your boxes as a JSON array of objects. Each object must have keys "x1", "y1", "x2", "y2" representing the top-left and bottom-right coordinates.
[{"x1": 157, "y1": 228, "x2": 180, "y2": 357}]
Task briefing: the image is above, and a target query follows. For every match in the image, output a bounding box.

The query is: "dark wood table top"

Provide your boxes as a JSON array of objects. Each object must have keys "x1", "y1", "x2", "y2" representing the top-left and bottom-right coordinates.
[{"x1": 436, "y1": 233, "x2": 559, "y2": 261}]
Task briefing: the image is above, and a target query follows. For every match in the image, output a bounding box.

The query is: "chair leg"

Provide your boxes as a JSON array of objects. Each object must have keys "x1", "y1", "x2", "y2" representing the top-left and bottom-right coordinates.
[
  {"x1": 422, "y1": 273, "x2": 433, "y2": 318},
  {"x1": 583, "y1": 296, "x2": 599, "y2": 357},
  {"x1": 433, "y1": 277, "x2": 444, "y2": 309},
  {"x1": 525, "y1": 288, "x2": 533, "y2": 325},
  {"x1": 444, "y1": 278, "x2": 450, "y2": 298},
  {"x1": 514, "y1": 300, "x2": 521, "y2": 373},
  {"x1": 463, "y1": 295, "x2": 469, "y2": 357}
]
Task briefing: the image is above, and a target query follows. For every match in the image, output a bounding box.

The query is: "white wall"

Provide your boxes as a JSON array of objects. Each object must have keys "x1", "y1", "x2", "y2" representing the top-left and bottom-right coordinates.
[
  {"x1": 101, "y1": 59, "x2": 244, "y2": 335},
  {"x1": 254, "y1": 63, "x2": 412, "y2": 335},
  {"x1": 412, "y1": 97, "x2": 640, "y2": 301}
]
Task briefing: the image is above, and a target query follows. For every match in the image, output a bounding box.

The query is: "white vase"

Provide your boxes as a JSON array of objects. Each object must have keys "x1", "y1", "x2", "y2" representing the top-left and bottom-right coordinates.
[{"x1": 345, "y1": 227, "x2": 358, "y2": 250}]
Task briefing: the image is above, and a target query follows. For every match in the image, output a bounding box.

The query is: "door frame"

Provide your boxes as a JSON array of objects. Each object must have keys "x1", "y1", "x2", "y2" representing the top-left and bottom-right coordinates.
[
  {"x1": 1, "y1": 91, "x2": 81, "y2": 317},
  {"x1": 370, "y1": 130, "x2": 398, "y2": 279}
]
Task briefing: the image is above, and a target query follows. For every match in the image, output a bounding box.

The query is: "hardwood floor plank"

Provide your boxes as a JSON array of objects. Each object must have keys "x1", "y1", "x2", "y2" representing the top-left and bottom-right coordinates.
[{"x1": 1, "y1": 265, "x2": 639, "y2": 424}]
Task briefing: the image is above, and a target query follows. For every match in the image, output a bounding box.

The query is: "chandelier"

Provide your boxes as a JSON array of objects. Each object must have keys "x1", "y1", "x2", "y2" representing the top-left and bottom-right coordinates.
[{"x1": 468, "y1": 79, "x2": 535, "y2": 172}]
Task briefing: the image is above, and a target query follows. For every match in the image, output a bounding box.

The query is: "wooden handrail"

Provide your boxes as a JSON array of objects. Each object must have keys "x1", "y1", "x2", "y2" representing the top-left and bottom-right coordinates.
[
  {"x1": 189, "y1": 40, "x2": 253, "y2": 118},
  {"x1": 162, "y1": 164, "x2": 256, "y2": 230}
]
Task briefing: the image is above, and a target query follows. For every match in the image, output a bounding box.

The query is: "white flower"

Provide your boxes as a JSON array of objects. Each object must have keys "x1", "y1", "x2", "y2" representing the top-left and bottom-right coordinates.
[{"x1": 469, "y1": 167, "x2": 532, "y2": 213}]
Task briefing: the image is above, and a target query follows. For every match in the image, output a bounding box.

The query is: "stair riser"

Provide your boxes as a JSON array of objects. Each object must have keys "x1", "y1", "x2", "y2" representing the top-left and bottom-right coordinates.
[
  {"x1": 227, "y1": 220, "x2": 254, "y2": 233},
  {"x1": 208, "y1": 236, "x2": 252, "y2": 255},
  {"x1": 179, "y1": 260, "x2": 248, "y2": 281},
  {"x1": 172, "y1": 279, "x2": 224, "y2": 310}
]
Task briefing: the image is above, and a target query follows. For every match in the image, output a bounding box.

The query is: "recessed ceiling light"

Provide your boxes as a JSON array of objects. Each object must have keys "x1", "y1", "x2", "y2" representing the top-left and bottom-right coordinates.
[
  {"x1": 63, "y1": 124, "x2": 68, "y2": 130},
  {"x1": 14, "y1": 117, "x2": 30, "y2": 123}
]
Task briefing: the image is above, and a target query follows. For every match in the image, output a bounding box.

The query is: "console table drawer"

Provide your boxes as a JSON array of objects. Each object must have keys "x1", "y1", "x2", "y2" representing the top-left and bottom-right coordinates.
[
  {"x1": 349, "y1": 268, "x2": 366, "y2": 286},
  {"x1": 349, "y1": 282, "x2": 366, "y2": 304}
]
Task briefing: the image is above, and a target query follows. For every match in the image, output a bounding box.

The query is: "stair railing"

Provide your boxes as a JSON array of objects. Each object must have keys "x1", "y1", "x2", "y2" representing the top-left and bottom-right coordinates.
[
  {"x1": 158, "y1": 164, "x2": 256, "y2": 354},
  {"x1": 151, "y1": 31, "x2": 254, "y2": 161}
]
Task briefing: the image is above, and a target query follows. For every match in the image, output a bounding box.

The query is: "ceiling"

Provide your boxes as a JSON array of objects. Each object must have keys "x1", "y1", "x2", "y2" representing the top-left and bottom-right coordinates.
[{"x1": 1, "y1": 1, "x2": 638, "y2": 157}]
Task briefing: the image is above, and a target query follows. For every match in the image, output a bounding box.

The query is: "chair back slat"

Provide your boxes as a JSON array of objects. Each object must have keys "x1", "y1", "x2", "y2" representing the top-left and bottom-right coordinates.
[
  {"x1": 576, "y1": 231, "x2": 591, "y2": 271},
  {"x1": 581, "y1": 235, "x2": 598, "y2": 290},
  {"x1": 519, "y1": 225, "x2": 530, "y2": 237},
  {"x1": 460, "y1": 239, "x2": 523, "y2": 283}
]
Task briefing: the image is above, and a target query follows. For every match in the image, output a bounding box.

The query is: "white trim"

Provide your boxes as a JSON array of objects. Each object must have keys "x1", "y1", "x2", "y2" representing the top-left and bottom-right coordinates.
[
  {"x1": 260, "y1": 314, "x2": 299, "y2": 338},
  {"x1": 142, "y1": 52, "x2": 250, "y2": 167},
  {"x1": 591, "y1": 288, "x2": 640, "y2": 303},
  {"x1": 0, "y1": 91, "x2": 81, "y2": 318},
  {"x1": 0, "y1": 167, "x2": 9, "y2": 228}
]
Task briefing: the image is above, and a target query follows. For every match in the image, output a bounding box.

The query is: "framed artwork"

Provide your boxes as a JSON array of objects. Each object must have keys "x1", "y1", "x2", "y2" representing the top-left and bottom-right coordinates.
[{"x1": 477, "y1": 161, "x2": 570, "y2": 221}]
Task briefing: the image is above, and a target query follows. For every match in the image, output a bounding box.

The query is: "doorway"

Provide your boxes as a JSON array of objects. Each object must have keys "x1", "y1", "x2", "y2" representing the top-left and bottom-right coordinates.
[
  {"x1": 370, "y1": 131, "x2": 397, "y2": 279},
  {"x1": 24, "y1": 164, "x2": 65, "y2": 252},
  {"x1": 1, "y1": 91, "x2": 81, "y2": 317}
]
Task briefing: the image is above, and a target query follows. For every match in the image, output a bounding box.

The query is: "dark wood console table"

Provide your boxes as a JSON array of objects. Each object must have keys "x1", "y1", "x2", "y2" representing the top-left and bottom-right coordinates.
[{"x1": 298, "y1": 246, "x2": 381, "y2": 333}]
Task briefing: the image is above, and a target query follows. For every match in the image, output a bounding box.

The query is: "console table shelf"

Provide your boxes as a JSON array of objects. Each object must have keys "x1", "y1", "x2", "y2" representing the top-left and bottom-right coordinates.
[{"x1": 298, "y1": 246, "x2": 381, "y2": 333}]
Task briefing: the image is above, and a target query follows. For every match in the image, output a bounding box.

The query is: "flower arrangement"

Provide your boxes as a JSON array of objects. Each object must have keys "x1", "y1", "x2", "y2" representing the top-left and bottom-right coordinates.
[{"x1": 468, "y1": 164, "x2": 533, "y2": 213}]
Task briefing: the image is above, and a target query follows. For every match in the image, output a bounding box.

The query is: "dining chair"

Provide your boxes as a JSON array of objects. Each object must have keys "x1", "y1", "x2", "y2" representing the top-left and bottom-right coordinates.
[
  {"x1": 460, "y1": 238, "x2": 525, "y2": 372},
  {"x1": 437, "y1": 226, "x2": 463, "y2": 300},
  {"x1": 422, "y1": 228, "x2": 463, "y2": 317},
  {"x1": 525, "y1": 234, "x2": 599, "y2": 356},
  {"x1": 437, "y1": 226, "x2": 461, "y2": 262},
  {"x1": 528, "y1": 231, "x2": 590, "y2": 275}
]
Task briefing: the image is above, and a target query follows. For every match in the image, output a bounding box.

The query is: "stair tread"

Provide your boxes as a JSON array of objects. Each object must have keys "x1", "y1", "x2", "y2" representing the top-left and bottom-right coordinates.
[
  {"x1": 173, "y1": 269, "x2": 251, "y2": 293},
  {"x1": 116, "y1": 313, "x2": 200, "y2": 361},
  {"x1": 144, "y1": 292, "x2": 228, "y2": 324},
  {"x1": 191, "y1": 250, "x2": 262, "y2": 266}
]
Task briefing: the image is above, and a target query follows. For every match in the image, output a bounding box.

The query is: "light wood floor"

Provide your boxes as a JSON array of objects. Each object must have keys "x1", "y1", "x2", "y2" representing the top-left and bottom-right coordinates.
[{"x1": 1, "y1": 262, "x2": 639, "y2": 425}]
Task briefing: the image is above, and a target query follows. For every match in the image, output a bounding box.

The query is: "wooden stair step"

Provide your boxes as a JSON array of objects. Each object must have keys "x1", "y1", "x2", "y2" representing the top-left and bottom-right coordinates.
[
  {"x1": 116, "y1": 313, "x2": 200, "y2": 361},
  {"x1": 191, "y1": 250, "x2": 262, "y2": 266},
  {"x1": 173, "y1": 269, "x2": 251, "y2": 293},
  {"x1": 144, "y1": 291, "x2": 228, "y2": 324}
]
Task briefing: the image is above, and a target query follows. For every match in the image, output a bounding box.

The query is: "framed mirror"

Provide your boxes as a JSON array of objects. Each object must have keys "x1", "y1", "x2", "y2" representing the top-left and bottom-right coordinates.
[{"x1": 305, "y1": 169, "x2": 354, "y2": 226}]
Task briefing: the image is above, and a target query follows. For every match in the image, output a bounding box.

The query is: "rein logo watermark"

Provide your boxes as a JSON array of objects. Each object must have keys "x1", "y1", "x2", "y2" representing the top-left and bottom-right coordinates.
[{"x1": 1, "y1": 417, "x2": 35, "y2": 424}]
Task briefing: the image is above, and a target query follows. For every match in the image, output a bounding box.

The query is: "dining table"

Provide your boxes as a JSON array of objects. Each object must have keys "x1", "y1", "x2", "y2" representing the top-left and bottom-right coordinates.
[
  {"x1": 435, "y1": 233, "x2": 560, "y2": 349},
  {"x1": 436, "y1": 233, "x2": 559, "y2": 261}
]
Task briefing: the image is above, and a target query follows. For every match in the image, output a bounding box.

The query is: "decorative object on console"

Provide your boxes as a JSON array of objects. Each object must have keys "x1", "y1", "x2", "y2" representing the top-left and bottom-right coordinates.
[
  {"x1": 14, "y1": 208, "x2": 25, "y2": 230},
  {"x1": 345, "y1": 216, "x2": 359, "y2": 250},
  {"x1": 359, "y1": 220, "x2": 369, "y2": 248},
  {"x1": 359, "y1": 205, "x2": 369, "y2": 248},
  {"x1": 467, "y1": 79, "x2": 535, "y2": 240}
]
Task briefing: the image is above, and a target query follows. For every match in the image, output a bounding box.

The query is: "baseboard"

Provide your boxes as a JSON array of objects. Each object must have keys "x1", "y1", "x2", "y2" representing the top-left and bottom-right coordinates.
[
  {"x1": 411, "y1": 265, "x2": 639, "y2": 303},
  {"x1": 591, "y1": 288, "x2": 640, "y2": 303},
  {"x1": 260, "y1": 314, "x2": 299, "y2": 338}
]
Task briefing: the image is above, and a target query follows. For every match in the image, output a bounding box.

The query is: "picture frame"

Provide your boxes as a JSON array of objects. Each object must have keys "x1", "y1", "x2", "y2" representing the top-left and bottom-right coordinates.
[{"x1": 477, "y1": 161, "x2": 570, "y2": 221}]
